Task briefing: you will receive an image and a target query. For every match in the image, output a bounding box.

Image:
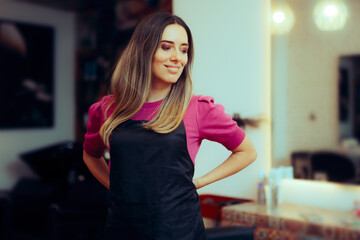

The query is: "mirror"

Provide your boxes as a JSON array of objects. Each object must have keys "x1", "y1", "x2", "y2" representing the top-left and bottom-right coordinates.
[
  {"x1": 271, "y1": 0, "x2": 360, "y2": 183},
  {"x1": 339, "y1": 55, "x2": 360, "y2": 142}
]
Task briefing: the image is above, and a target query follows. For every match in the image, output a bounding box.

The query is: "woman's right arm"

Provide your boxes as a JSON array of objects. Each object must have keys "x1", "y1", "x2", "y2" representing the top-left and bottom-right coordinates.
[
  {"x1": 82, "y1": 96, "x2": 112, "y2": 189},
  {"x1": 83, "y1": 150, "x2": 110, "y2": 190}
]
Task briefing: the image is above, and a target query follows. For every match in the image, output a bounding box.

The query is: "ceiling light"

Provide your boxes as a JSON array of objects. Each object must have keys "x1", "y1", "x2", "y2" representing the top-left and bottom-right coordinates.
[
  {"x1": 271, "y1": 3, "x2": 295, "y2": 35},
  {"x1": 313, "y1": 0, "x2": 349, "y2": 31}
]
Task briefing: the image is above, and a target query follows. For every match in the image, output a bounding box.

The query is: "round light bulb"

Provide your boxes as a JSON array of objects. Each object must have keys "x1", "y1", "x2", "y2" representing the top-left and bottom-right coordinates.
[
  {"x1": 324, "y1": 5, "x2": 338, "y2": 17},
  {"x1": 271, "y1": 3, "x2": 295, "y2": 35},
  {"x1": 313, "y1": 0, "x2": 348, "y2": 31},
  {"x1": 273, "y1": 11, "x2": 286, "y2": 24}
]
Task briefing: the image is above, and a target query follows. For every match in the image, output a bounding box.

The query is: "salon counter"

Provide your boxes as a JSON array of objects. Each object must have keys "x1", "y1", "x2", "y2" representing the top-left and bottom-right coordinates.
[{"x1": 220, "y1": 202, "x2": 360, "y2": 240}]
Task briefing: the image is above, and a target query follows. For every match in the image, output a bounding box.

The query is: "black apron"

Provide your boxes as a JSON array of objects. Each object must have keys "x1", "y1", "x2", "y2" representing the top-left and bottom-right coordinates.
[{"x1": 103, "y1": 119, "x2": 207, "y2": 240}]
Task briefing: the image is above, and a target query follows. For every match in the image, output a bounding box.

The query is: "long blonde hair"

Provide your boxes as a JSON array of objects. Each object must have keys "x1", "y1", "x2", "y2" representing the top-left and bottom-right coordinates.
[{"x1": 100, "y1": 13, "x2": 194, "y2": 146}]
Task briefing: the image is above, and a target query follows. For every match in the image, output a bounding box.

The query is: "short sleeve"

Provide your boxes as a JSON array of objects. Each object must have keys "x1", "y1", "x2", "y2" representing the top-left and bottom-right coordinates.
[
  {"x1": 196, "y1": 96, "x2": 245, "y2": 151},
  {"x1": 83, "y1": 101, "x2": 106, "y2": 158}
]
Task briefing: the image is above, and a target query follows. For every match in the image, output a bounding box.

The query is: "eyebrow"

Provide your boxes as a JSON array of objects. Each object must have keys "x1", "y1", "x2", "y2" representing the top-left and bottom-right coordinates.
[{"x1": 161, "y1": 40, "x2": 189, "y2": 46}]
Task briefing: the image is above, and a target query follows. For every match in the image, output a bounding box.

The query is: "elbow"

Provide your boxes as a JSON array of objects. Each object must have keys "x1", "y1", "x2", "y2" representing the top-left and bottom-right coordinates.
[
  {"x1": 248, "y1": 139, "x2": 257, "y2": 164},
  {"x1": 83, "y1": 150, "x2": 92, "y2": 165},
  {"x1": 246, "y1": 145, "x2": 257, "y2": 165},
  {"x1": 234, "y1": 147, "x2": 257, "y2": 166},
  {"x1": 82, "y1": 150, "x2": 87, "y2": 161},
  {"x1": 251, "y1": 148, "x2": 258, "y2": 164}
]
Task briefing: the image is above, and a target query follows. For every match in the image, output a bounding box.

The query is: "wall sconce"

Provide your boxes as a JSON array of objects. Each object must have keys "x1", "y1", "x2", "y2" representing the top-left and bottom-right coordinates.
[
  {"x1": 271, "y1": 2, "x2": 295, "y2": 35},
  {"x1": 313, "y1": 0, "x2": 349, "y2": 31}
]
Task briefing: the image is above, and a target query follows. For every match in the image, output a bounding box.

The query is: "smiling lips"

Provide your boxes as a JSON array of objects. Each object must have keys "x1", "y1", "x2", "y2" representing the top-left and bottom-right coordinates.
[{"x1": 165, "y1": 65, "x2": 181, "y2": 74}]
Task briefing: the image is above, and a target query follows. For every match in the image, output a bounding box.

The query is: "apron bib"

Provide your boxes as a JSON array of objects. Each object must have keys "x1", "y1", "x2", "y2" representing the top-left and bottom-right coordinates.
[{"x1": 103, "y1": 120, "x2": 207, "y2": 240}]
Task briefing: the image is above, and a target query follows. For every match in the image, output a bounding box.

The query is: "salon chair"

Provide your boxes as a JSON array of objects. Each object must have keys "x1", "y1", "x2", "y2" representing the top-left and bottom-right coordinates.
[
  {"x1": 5, "y1": 141, "x2": 108, "y2": 240},
  {"x1": 48, "y1": 178, "x2": 108, "y2": 240},
  {"x1": 310, "y1": 151, "x2": 356, "y2": 183},
  {"x1": 291, "y1": 150, "x2": 359, "y2": 183}
]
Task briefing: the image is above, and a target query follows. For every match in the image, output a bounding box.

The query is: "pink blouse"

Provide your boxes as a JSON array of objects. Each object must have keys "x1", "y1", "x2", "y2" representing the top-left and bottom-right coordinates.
[{"x1": 83, "y1": 95, "x2": 245, "y2": 165}]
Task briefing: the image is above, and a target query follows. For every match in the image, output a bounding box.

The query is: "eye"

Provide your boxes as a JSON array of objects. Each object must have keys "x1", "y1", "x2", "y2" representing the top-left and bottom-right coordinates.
[
  {"x1": 181, "y1": 48, "x2": 188, "y2": 54},
  {"x1": 161, "y1": 44, "x2": 171, "y2": 50}
]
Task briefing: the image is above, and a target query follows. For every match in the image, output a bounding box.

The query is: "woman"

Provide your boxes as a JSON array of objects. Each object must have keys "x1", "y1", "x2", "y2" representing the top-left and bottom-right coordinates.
[{"x1": 83, "y1": 12, "x2": 257, "y2": 240}]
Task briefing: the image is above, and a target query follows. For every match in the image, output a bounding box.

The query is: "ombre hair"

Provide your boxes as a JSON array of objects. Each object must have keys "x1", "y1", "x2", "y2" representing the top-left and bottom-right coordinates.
[{"x1": 100, "y1": 12, "x2": 194, "y2": 146}]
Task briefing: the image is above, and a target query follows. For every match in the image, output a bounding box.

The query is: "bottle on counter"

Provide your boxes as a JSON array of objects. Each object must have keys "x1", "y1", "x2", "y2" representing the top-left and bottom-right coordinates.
[
  {"x1": 266, "y1": 168, "x2": 282, "y2": 209},
  {"x1": 257, "y1": 171, "x2": 267, "y2": 205}
]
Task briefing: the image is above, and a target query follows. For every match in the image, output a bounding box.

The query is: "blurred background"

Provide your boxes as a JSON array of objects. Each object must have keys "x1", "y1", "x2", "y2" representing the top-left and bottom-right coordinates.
[
  {"x1": 0, "y1": 0, "x2": 360, "y2": 239},
  {"x1": 0, "y1": 0, "x2": 172, "y2": 190}
]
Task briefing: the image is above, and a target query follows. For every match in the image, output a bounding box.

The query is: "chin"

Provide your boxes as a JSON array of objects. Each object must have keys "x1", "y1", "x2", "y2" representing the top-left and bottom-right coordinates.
[{"x1": 164, "y1": 75, "x2": 181, "y2": 84}]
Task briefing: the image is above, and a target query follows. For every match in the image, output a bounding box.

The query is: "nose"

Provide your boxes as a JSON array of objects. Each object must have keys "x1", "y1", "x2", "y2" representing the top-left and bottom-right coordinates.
[{"x1": 170, "y1": 50, "x2": 181, "y2": 62}]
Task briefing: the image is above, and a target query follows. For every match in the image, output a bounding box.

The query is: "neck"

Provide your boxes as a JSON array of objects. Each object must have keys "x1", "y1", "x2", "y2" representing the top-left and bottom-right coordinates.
[{"x1": 147, "y1": 82, "x2": 172, "y2": 102}]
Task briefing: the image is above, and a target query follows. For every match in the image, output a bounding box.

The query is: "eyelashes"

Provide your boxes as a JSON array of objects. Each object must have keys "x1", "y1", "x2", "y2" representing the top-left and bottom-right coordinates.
[
  {"x1": 161, "y1": 44, "x2": 171, "y2": 50},
  {"x1": 161, "y1": 44, "x2": 188, "y2": 54}
]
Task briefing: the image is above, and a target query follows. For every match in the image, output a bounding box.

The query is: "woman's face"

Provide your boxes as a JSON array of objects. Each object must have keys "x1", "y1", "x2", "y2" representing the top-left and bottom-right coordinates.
[{"x1": 151, "y1": 24, "x2": 189, "y2": 88}]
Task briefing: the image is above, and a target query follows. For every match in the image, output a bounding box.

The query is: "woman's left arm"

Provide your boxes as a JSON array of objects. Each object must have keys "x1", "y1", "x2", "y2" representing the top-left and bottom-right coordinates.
[{"x1": 193, "y1": 135, "x2": 257, "y2": 189}]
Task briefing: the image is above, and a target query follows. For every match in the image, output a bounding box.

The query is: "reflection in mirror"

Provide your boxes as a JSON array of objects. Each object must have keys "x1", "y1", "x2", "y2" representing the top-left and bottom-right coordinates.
[
  {"x1": 339, "y1": 55, "x2": 360, "y2": 143},
  {"x1": 271, "y1": 0, "x2": 360, "y2": 184}
]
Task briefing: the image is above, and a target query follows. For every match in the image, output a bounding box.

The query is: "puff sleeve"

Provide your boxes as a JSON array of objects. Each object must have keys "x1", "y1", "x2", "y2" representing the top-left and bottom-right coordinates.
[
  {"x1": 83, "y1": 100, "x2": 106, "y2": 158},
  {"x1": 196, "y1": 96, "x2": 245, "y2": 151}
]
